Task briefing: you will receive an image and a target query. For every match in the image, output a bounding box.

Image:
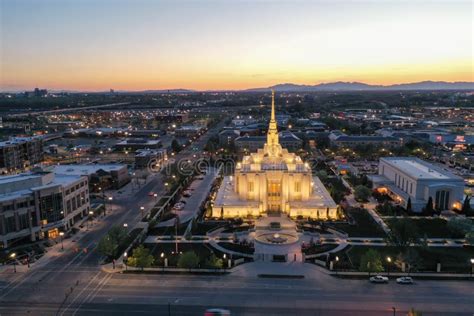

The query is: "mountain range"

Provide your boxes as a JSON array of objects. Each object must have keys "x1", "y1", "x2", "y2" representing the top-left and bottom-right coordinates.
[{"x1": 245, "y1": 81, "x2": 474, "y2": 92}]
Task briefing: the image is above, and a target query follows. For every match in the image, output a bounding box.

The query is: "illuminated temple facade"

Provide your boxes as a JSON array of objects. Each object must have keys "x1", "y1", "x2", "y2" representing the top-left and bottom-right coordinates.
[{"x1": 212, "y1": 91, "x2": 338, "y2": 219}]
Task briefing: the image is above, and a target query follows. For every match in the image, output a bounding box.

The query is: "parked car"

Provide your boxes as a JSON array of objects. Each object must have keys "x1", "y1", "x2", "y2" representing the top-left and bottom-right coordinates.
[
  {"x1": 396, "y1": 276, "x2": 414, "y2": 284},
  {"x1": 369, "y1": 275, "x2": 389, "y2": 283},
  {"x1": 205, "y1": 309, "x2": 230, "y2": 316}
]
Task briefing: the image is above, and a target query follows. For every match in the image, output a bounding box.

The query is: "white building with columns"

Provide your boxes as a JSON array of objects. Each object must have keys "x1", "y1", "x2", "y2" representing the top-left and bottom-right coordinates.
[
  {"x1": 212, "y1": 91, "x2": 337, "y2": 219},
  {"x1": 371, "y1": 157, "x2": 464, "y2": 212}
]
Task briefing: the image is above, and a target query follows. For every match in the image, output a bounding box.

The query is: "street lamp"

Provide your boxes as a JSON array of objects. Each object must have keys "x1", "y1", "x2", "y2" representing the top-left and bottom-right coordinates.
[
  {"x1": 59, "y1": 232, "x2": 65, "y2": 250},
  {"x1": 386, "y1": 257, "x2": 392, "y2": 276},
  {"x1": 124, "y1": 252, "x2": 128, "y2": 271},
  {"x1": 88, "y1": 211, "x2": 94, "y2": 229},
  {"x1": 335, "y1": 256, "x2": 339, "y2": 275},
  {"x1": 140, "y1": 206, "x2": 145, "y2": 218},
  {"x1": 10, "y1": 253, "x2": 16, "y2": 273},
  {"x1": 123, "y1": 223, "x2": 128, "y2": 228},
  {"x1": 108, "y1": 196, "x2": 113, "y2": 214},
  {"x1": 470, "y1": 258, "x2": 474, "y2": 276}
]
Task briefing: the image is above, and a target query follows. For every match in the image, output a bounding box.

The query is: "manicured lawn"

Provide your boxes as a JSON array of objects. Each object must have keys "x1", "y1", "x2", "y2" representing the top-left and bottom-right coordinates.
[
  {"x1": 327, "y1": 208, "x2": 386, "y2": 238},
  {"x1": 330, "y1": 245, "x2": 474, "y2": 273},
  {"x1": 142, "y1": 243, "x2": 217, "y2": 267},
  {"x1": 385, "y1": 218, "x2": 465, "y2": 239}
]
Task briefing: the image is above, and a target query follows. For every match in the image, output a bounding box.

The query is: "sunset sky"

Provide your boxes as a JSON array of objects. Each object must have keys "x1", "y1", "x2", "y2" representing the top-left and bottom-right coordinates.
[{"x1": 1, "y1": 0, "x2": 473, "y2": 91}]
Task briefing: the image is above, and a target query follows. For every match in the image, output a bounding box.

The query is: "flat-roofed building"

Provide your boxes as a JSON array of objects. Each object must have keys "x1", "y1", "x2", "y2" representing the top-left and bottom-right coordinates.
[
  {"x1": 174, "y1": 125, "x2": 206, "y2": 138},
  {"x1": 115, "y1": 138, "x2": 162, "y2": 152},
  {"x1": 53, "y1": 164, "x2": 130, "y2": 191},
  {"x1": 135, "y1": 149, "x2": 167, "y2": 170},
  {"x1": 0, "y1": 136, "x2": 44, "y2": 174},
  {"x1": 0, "y1": 170, "x2": 90, "y2": 248},
  {"x1": 155, "y1": 112, "x2": 189, "y2": 124},
  {"x1": 371, "y1": 157, "x2": 464, "y2": 212},
  {"x1": 329, "y1": 131, "x2": 402, "y2": 148}
]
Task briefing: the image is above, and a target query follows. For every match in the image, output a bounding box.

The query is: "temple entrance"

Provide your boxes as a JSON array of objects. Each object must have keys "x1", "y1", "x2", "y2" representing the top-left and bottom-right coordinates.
[{"x1": 267, "y1": 180, "x2": 281, "y2": 212}]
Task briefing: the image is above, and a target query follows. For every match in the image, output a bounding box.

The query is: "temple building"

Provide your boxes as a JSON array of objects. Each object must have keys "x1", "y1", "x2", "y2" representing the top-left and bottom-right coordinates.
[{"x1": 212, "y1": 91, "x2": 338, "y2": 219}]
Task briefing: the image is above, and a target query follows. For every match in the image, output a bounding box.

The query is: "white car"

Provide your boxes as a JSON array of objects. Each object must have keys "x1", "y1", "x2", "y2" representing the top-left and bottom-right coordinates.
[
  {"x1": 205, "y1": 309, "x2": 230, "y2": 316},
  {"x1": 369, "y1": 275, "x2": 389, "y2": 283},
  {"x1": 396, "y1": 276, "x2": 414, "y2": 284}
]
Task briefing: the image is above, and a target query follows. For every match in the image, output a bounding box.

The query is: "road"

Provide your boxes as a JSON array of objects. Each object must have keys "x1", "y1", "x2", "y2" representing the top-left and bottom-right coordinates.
[
  {"x1": 7, "y1": 102, "x2": 131, "y2": 118},
  {"x1": 1, "y1": 269, "x2": 473, "y2": 315}
]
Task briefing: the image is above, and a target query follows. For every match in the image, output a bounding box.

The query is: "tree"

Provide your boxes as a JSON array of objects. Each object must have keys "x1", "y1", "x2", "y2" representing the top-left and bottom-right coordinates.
[
  {"x1": 171, "y1": 139, "x2": 181, "y2": 153},
  {"x1": 204, "y1": 254, "x2": 223, "y2": 269},
  {"x1": 354, "y1": 185, "x2": 371, "y2": 202},
  {"x1": 359, "y1": 249, "x2": 384, "y2": 274},
  {"x1": 376, "y1": 200, "x2": 394, "y2": 216},
  {"x1": 97, "y1": 235, "x2": 117, "y2": 258},
  {"x1": 108, "y1": 225, "x2": 128, "y2": 245},
  {"x1": 461, "y1": 196, "x2": 471, "y2": 214},
  {"x1": 387, "y1": 219, "x2": 419, "y2": 247},
  {"x1": 465, "y1": 231, "x2": 474, "y2": 245},
  {"x1": 97, "y1": 225, "x2": 128, "y2": 259},
  {"x1": 406, "y1": 197, "x2": 412, "y2": 213},
  {"x1": 423, "y1": 197, "x2": 434, "y2": 216},
  {"x1": 397, "y1": 248, "x2": 422, "y2": 274},
  {"x1": 177, "y1": 251, "x2": 199, "y2": 269},
  {"x1": 127, "y1": 245, "x2": 154, "y2": 270}
]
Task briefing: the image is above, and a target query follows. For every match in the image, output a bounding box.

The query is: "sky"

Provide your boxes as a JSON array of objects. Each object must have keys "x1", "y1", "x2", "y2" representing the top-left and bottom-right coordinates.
[{"x1": 0, "y1": 0, "x2": 473, "y2": 91}]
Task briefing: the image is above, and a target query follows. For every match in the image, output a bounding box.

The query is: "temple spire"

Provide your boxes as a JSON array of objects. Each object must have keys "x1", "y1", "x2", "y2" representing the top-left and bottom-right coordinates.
[
  {"x1": 271, "y1": 89, "x2": 276, "y2": 121},
  {"x1": 267, "y1": 89, "x2": 279, "y2": 148}
]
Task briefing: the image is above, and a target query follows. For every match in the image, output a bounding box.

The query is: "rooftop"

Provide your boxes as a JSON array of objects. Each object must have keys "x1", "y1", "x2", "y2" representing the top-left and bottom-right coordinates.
[
  {"x1": 53, "y1": 164, "x2": 126, "y2": 176},
  {"x1": 381, "y1": 157, "x2": 461, "y2": 180}
]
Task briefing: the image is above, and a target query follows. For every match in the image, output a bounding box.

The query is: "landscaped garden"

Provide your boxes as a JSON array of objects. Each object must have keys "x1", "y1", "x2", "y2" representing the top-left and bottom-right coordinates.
[
  {"x1": 385, "y1": 218, "x2": 465, "y2": 239},
  {"x1": 327, "y1": 208, "x2": 386, "y2": 238},
  {"x1": 332, "y1": 245, "x2": 474, "y2": 274}
]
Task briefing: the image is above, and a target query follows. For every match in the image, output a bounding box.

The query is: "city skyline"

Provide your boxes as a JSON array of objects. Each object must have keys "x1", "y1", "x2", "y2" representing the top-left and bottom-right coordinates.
[{"x1": 1, "y1": 0, "x2": 473, "y2": 91}]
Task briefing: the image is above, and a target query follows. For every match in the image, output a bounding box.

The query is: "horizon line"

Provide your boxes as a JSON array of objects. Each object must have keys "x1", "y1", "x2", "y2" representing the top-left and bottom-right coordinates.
[{"x1": 2, "y1": 79, "x2": 474, "y2": 94}]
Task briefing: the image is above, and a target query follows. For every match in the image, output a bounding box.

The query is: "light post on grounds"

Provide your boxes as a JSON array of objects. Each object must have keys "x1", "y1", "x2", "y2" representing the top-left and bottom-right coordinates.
[
  {"x1": 386, "y1": 256, "x2": 392, "y2": 277},
  {"x1": 88, "y1": 211, "x2": 94, "y2": 229},
  {"x1": 108, "y1": 196, "x2": 113, "y2": 215},
  {"x1": 10, "y1": 253, "x2": 17, "y2": 273},
  {"x1": 470, "y1": 258, "x2": 474, "y2": 277},
  {"x1": 59, "y1": 231, "x2": 65, "y2": 251},
  {"x1": 124, "y1": 252, "x2": 128, "y2": 271}
]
